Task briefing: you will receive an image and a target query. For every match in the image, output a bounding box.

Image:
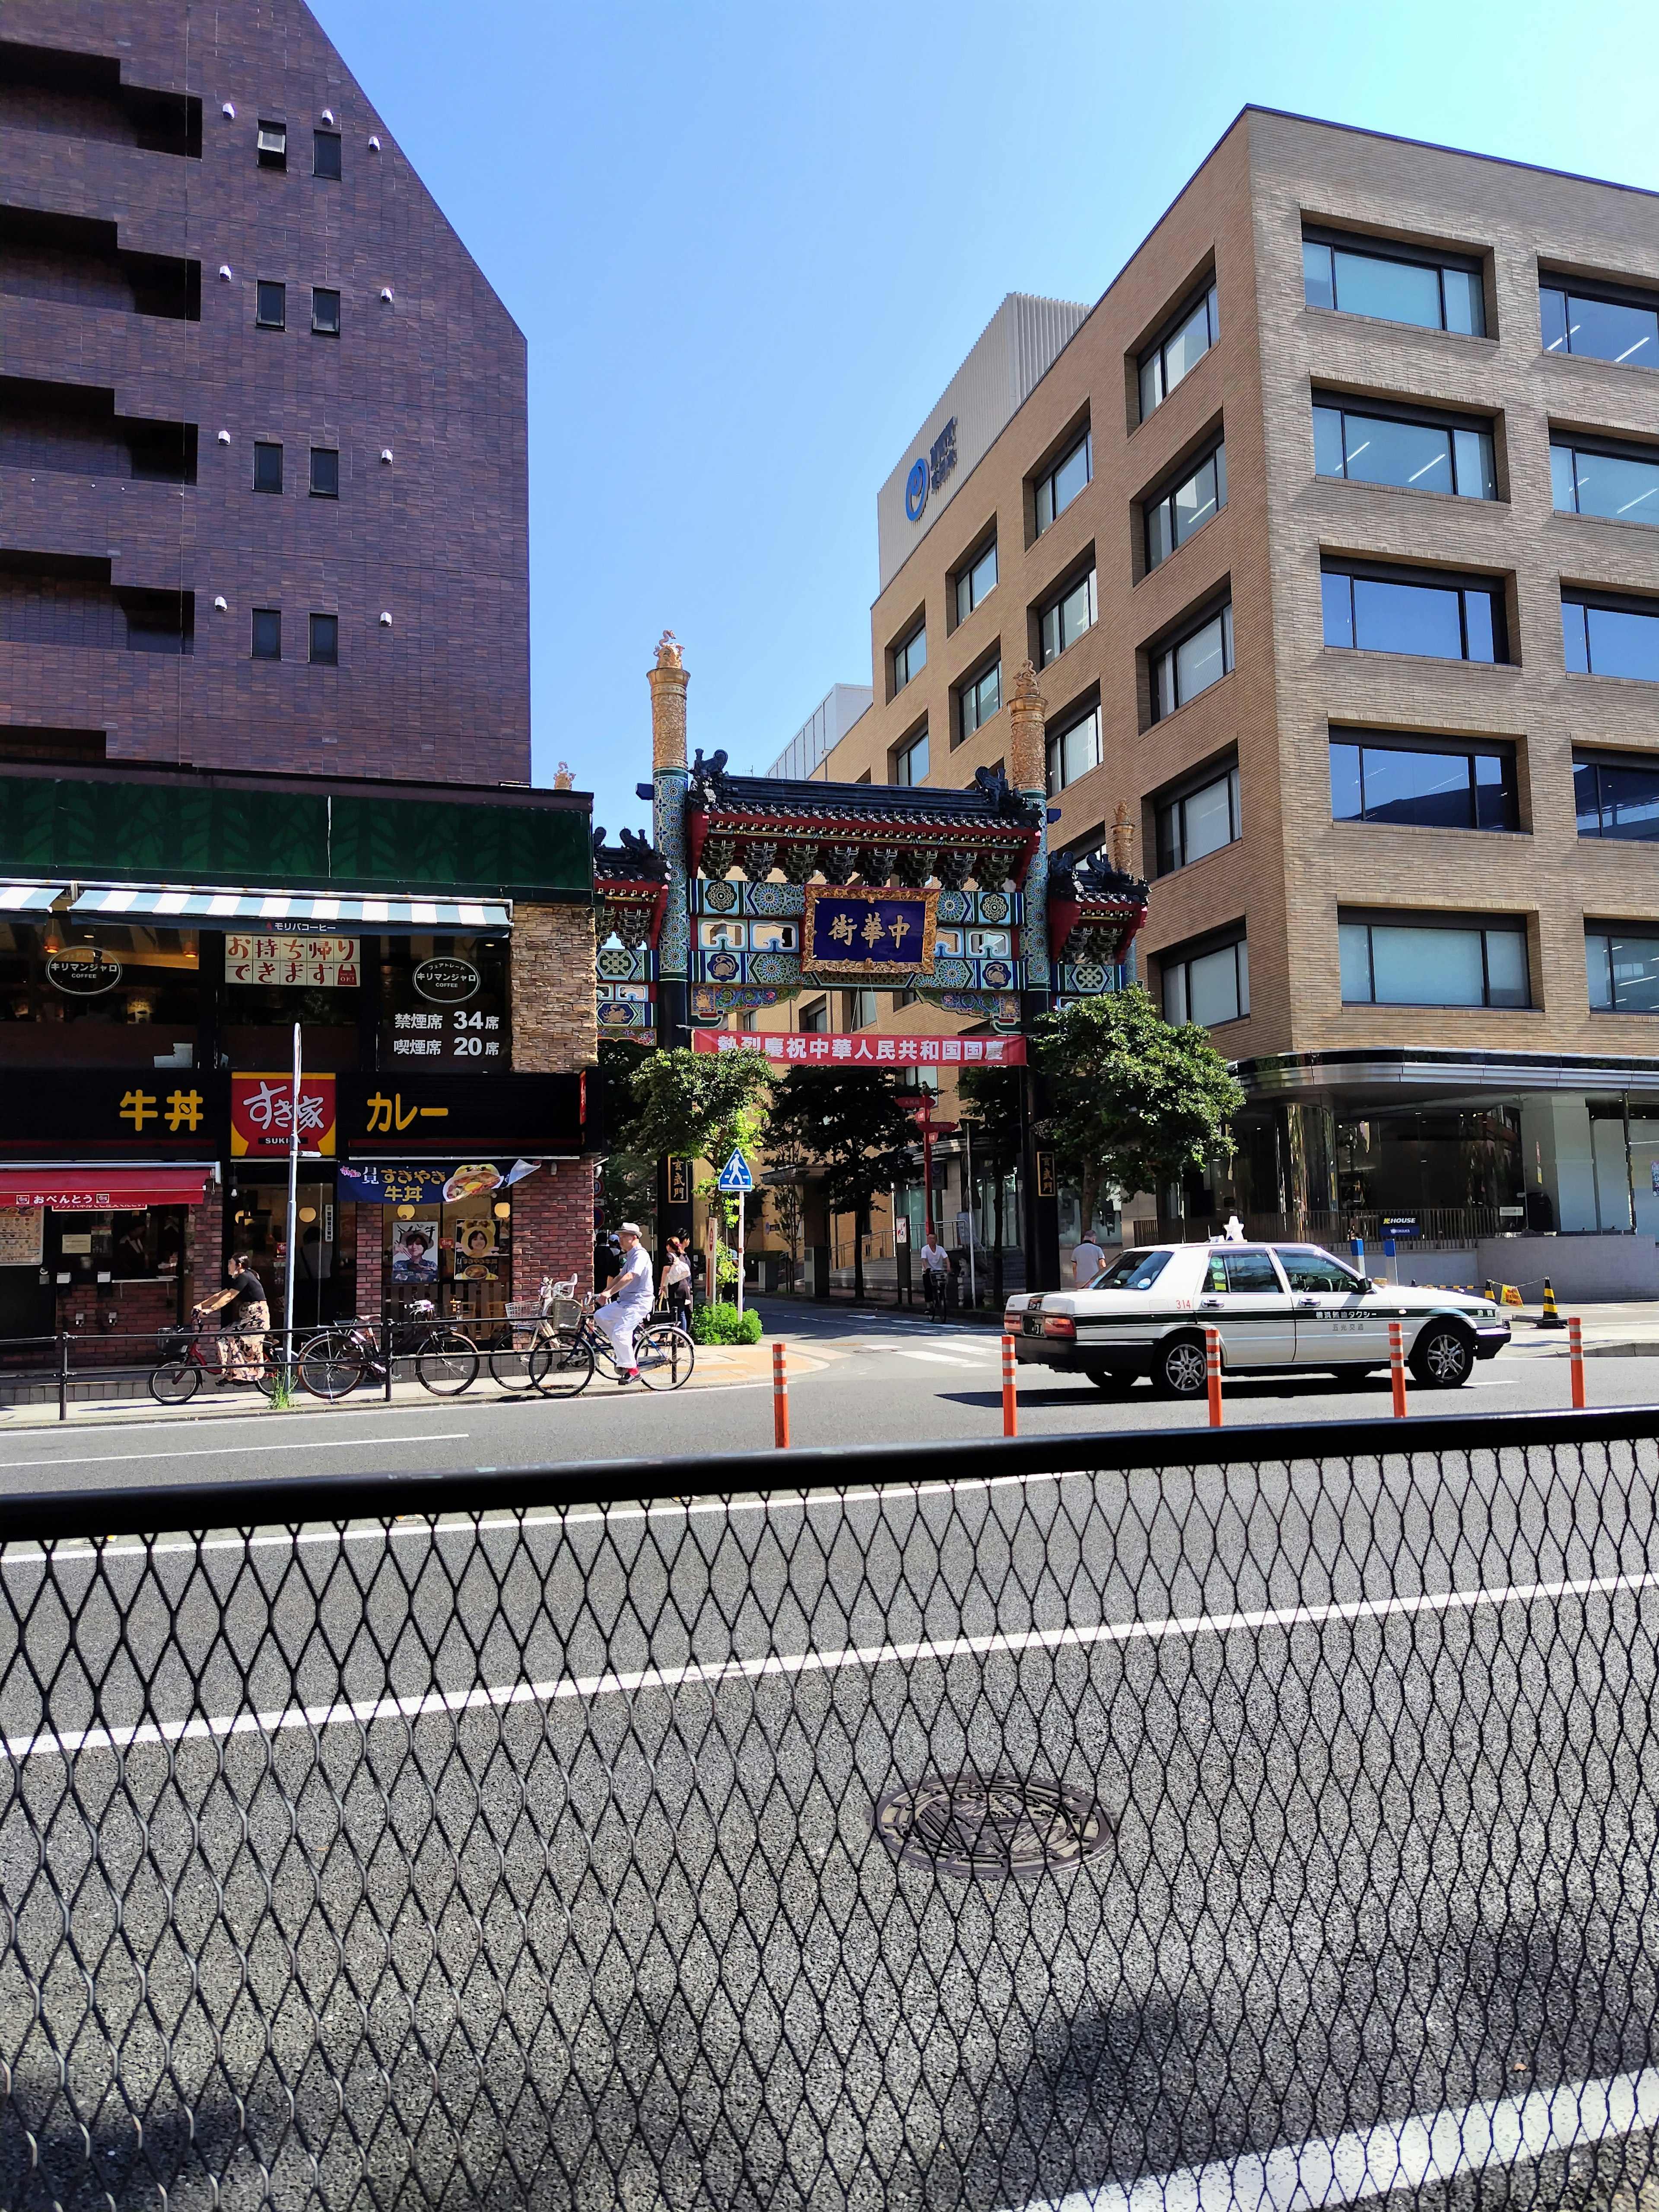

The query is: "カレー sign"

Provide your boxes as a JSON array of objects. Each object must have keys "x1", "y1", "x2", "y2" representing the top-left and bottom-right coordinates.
[
  {"x1": 801, "y1": 885, "x2": 938, "y2": 973},
  {"x1": 225, "y1": 934, "x2": 359, "y2": 987},
  {"x1": 693, "y1": 1028, "x2": 1026, "y2": 1066},
  {"x1": 230, "y1": 1072, "x2": 337, "y2": 1157}
]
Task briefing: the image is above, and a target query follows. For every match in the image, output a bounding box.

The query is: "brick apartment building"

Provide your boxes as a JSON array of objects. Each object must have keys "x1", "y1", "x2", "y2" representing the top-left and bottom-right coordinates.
[
  {"x1": 812, "y1": 108, "x2": 1659, "y2": 1297},
  {"x1": 0, "y1": 1, "x2": 598, "y2": 1350}
]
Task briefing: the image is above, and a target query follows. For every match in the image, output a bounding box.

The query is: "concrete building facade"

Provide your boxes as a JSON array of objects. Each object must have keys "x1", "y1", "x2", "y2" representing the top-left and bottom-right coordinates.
[{"x1": 819, "y1": 108, "x2": 1659, "y2": 1290}]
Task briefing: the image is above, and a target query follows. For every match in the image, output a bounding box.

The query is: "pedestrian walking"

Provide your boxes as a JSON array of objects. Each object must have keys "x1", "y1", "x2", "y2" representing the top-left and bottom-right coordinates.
[
  {"x1": 1073, "y1": 1230, "x2": 1106, "y2": 1286},
  {"x1": 595, "y1": 1221, "x2": 653, "y2": 1384},
  {"x1": 920, "y1": 1228, "x2": 950, "y2": 1320},
  {"x1": 660, "y1": 1236, "x2": 692, "y2": 1328}
]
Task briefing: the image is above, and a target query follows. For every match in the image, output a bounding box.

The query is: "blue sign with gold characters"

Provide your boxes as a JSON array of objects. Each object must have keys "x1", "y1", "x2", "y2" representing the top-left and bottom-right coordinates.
[{"x1": 802, "y1": 884, "x2": 939, "y2": 973}]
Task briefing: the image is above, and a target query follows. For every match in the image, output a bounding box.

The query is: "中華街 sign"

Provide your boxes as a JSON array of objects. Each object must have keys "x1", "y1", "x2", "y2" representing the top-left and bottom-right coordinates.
[{"x1": 801, "y1": 884, "x2": 938, "y2": 974}]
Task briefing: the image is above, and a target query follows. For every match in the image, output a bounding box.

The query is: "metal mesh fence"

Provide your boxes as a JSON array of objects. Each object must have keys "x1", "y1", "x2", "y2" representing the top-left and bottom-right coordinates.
[{"x1": 2, "y1": 1412, "x2": 1659, "y2": 2209}]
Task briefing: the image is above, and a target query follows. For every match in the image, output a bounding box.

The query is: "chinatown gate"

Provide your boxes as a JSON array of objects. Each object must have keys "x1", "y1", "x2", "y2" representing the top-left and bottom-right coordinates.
[{"x1": 593, "y1": 635, "x2": 1148, "y2": 1294}]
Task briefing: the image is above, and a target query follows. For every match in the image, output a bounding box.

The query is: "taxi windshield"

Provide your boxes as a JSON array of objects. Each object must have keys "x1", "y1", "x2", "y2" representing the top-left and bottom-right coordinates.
[{"x1": 1090, "y1": 1249, "x2": 1172, "y2": 1291}]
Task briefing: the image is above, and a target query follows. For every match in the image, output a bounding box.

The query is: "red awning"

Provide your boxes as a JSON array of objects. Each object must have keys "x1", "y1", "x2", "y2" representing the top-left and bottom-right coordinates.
[{"x1": 0, "y1": 1169, "x2": 211, "y2": 1212}]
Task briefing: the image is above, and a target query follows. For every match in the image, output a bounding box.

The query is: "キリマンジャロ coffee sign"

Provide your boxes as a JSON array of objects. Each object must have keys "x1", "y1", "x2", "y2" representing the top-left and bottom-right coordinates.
[
  {"x1": 412, "y1": 957, "x2": 480, "y2": 1005},
  {"x1": 46, "y1": 949, "x2": 122, "y2": 996}
]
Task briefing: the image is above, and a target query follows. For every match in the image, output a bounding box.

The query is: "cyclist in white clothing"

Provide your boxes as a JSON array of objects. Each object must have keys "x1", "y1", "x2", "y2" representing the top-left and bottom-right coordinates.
[{"x1": 596, "y1": 1222, "x2": 653, "y2": 1383}]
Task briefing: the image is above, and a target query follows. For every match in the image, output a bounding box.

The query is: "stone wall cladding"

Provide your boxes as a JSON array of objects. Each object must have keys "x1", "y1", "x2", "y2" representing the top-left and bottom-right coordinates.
[
  {"x1": 0, "y1": 0, "x2": 529, "y2": 782},
  {"x1": 511, "y1": 903, "x2": 598, "y2": 1073},
  {"x1": 825, "y1": 107, "x2": 1659, "y2": 1071}
]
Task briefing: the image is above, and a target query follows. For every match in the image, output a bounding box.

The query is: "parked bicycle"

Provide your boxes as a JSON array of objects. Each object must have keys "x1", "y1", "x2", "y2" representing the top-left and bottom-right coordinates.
[
  {"x1": 488, "y1": 1278, "x2": 695, "y2": 1396},
  {"x1": 295, "y1": 1302, "x2": 479, "y2": 1401},
  {"x1": 150, "y1": 1324, "x2": 280, "y2": 1405}
]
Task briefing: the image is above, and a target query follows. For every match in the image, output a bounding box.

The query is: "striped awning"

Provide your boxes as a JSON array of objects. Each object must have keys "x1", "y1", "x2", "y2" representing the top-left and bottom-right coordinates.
[
  {"x1": 67, "y1": 887, "x2": 512, "y2": 931},
  {"x1": 0, "y1": 884, "x2": 66, "y2": 914}
]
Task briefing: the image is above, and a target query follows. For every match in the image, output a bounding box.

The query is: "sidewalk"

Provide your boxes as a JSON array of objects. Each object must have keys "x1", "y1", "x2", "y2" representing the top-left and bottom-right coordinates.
[{"x1": 1501, "y1": 1300, "x2": 1659, "y2": 1358}]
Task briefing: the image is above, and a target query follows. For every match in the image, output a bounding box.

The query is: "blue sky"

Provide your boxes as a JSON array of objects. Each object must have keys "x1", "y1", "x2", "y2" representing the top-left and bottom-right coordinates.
[{"x1": 314, "y1": 0, "x2": 1658, "y2": 840}]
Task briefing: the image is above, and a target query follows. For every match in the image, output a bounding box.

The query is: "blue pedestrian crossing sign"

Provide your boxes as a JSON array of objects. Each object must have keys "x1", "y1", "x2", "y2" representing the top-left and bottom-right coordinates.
[{"x1": 716, "y1": 1148, "x2": 754, "y2": 1193}]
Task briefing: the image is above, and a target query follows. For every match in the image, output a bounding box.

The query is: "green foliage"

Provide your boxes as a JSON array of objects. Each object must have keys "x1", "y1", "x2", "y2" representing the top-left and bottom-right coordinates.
[
  {"x1": 957, "y1": 1064, "x2": 1021, "y2": 1169},
  {"x1": 626, "y1": 1047, "x2": 772, "y2": 1220},
  {"x1": 769, "y1": 1066, "x2": 917, "y2": 1300},
  {"x1": 1036, "y1": 986, "x2": 1244, "y2": 1223},
  {"x1": 594, "y1": 1037, "x2": 657, "y2": 1230},
  {"x1": 690, "y1": 1300, "x2": 762, "y2": 1346}
]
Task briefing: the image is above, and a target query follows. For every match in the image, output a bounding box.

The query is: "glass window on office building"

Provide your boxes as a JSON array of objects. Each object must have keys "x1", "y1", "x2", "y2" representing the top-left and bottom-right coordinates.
[
  {"x1": 1541, "y1": 277, "x2": 1659, "y2": 368},
  {"x1": 1046, "y1": 706, "x2": 1101, "y2": 796},
  {"x1": 960, "y1": 661, "x2": 1001, "y2": 739},
  {"x1": 894, "y1": 727, "x2": 928, "y2": 786},
  {"x1": 1139, "y1": 283, "x2": 1219, "y2": 419},
  {"x1": 798, "y1": 997, "x2": 829, "y2": 1034},
  {"x1": 1313, "y1": 401, "x2": 1494, "y2": 500},
  {"x1": 1150, "y1": 603, "x2": 1233, "y2": 720},
  {"x1": 1330, "y1": 734, "x2": 1515, "y2": 831},
  {"x1": 1339, "y1": 914, "x2": 1529, "y2": 1007},
  {"x1": 1303, "y1": 233, "x2": 1485, "y2": 335},
  {"x1": 1575, "y1": 752, "x2": 1659, "y2": 842},
  {"x1": 1587, "y1": 928, "x2": 1659, "y2": 1013},
  {"x1": 892, "y1": 620, "x2": 925, "y2": 693},
  {"x1": 1163, "y1": 935, "x2": 1248, "y2": 1027},
  {"x1": 953, "y1": 538, "x2": 997, "y2": 624},
  {"x1": 1156, "y1": 761, "x2": 1240, "y2": 873},
  {"x1": 847, "y1": 989, "x2": 879, "y2": 1029},
  {"x1": 1563, "y1": 591, "x2": 1659, "y2": 681},
  {"x1": 1551, "y1": 437, "x2": 1659, "y2": 526},
  {"x1": 1322, "y1": 565, "x2": 1504, "y2": 663},
  {"x1": 1145, "y1": 444, "x2": 1227, "y2": 570},
  {"x1": 1034, "y1": 430, "x2": 1091, "y2": 534},
  {"x1": 1040, "y1": 568, "x2": 1097, "y2": 666}
]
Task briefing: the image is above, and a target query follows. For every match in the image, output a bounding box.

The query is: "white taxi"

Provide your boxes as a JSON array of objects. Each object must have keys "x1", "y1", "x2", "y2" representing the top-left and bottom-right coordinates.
[{"x1": 1005, "y1": 1242, "x2": 1510, "y2": 1396}]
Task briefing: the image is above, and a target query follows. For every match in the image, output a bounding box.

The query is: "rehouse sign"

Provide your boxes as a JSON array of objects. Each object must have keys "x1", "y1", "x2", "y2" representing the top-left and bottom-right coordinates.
[{"x1": 904, "y1": 416, "x2": 958, "y2": 523}]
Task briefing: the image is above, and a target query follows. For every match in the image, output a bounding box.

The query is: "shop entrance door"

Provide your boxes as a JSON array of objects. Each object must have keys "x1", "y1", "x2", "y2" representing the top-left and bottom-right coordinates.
[{"x1": 231, "y1": 1182, "x2": 337, "y2": 1331}]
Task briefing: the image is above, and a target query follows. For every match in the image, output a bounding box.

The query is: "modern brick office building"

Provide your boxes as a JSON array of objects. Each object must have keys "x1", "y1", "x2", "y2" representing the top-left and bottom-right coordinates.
[
  {"x1": 820, "y1": 108, "x2": 1659, "y2": 1291},
  {"x1": 1, "y1": 0, "x2": 528, "y2": 779},
  {"x1": 0, "y1": 3, "x2": 597, "y2": 1351}
]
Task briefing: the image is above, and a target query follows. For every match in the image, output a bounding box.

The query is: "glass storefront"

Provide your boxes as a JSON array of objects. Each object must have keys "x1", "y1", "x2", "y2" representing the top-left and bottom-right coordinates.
[
  {"x1": 0, "y1": 923, "x2": 199, "y2": 1065},
  {"x1": 378, "y1": 935, "x2": 510, "y2": 1070},
  {"x1": 1335, "y1": 1108, "x2": 1523, "y2": 1215},
  {"x1": 226, "y1": 1173, "x2": 346, "y2": 1329}
]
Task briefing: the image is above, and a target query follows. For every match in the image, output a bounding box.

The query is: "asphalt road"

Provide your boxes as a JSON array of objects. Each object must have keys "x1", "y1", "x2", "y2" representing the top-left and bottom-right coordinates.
[
  {"x1": 0, "y1": 1297, "x2": 1654, "y2": 1493},
  {"x1": 2, "y1": 1355, "x2": 1658, "y2": 2209}
]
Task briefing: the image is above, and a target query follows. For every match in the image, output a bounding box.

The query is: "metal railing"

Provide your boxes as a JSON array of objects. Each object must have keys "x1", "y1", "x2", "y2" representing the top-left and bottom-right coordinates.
[{"x1": 2, "y1": 1411, "x2": 1659, "y2": 2208}]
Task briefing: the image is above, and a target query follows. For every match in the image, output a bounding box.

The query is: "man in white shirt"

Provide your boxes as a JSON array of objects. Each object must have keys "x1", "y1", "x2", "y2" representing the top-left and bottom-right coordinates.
[
  {"x1": 1073, "y1": 1233, "x2": 1106, "y2": 1286},
  {"x1": 596, "y1": 1222, "x2": 653, "y2": 1382},
  {"x1": 920, "y1": 1230, "x2": 950, "y2": 1317}
]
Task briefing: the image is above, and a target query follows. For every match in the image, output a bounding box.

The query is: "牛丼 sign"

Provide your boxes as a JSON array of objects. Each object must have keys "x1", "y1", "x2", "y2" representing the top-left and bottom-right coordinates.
[{"x1": 802, "y1": 884, "x2": 938, "y2": 973}]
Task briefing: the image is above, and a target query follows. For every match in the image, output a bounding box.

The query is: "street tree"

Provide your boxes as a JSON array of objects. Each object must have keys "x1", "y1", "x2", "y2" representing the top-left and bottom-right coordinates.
[
  {"x1": 769, "y1": 1066, "x2": 916, "y2": 1303},
  {"x1": 593, "y1": 1039, "x2": 656, "y2": 1235},
  {"x1": 1036, "y1": 986, "x2": 1245, "y2": 1235},
  {"x1": 624, "y1": 1046, "x2": 774, "y2": 1288}
]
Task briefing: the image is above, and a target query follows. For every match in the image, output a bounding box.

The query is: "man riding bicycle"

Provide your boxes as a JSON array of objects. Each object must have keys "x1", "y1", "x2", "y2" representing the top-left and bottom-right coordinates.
[{"x1": 595, "y1": 1222, "x2": 652, "y2": 1385}]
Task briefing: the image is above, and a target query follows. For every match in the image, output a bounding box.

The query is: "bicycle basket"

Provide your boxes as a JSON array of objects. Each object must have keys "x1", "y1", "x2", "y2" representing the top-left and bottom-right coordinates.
[{"x1": 157, "y1": 1325, "x2": 194, "y2": 1359}]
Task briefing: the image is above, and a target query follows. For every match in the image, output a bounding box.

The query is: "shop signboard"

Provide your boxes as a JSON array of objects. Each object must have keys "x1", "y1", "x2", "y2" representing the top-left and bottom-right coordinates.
[
  {"x1": 225, "y1": 934, "x2": 359, "y2": 987},
  {"x1": 692, "y1": 1028, "x2": 1027, "y2": 1066},
  {"x1": 337, "y1": 1160, "x2": 540, "y2": 1208},
  {"x1": 230, "y1": 1072, "x2": 337, "y2": 1157},
  {"x1": 801, "y1": 885, "x2": 939, "y2": 973},
  {"x1": 339, "y1": 1072, "x2": 588, "y2": 1157},
  {"x1": 0, "y1": 1072, "x2": 226, "y2": 1156},
  {"x1": 46, "y1": 948, "x2": 123, "y2": 996},
  {"x1": 0, "y1": 1208, "x2": 43, "y2": 1266}
]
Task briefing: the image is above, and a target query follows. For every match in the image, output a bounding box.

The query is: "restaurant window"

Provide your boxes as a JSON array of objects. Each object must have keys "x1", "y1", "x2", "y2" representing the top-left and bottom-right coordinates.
[
  {"x1": 378, "y1": 934, "x2": 511, "y2": 1067},
  {"x1": 1303, "y1": 232, "x2": 1485, "y2": 335},
  {"x1": 0, "y1": 923, "x2": 199, "y2": 1066},
  {"x1": 1139, "y1": 283, "x2": 1219, "y2": 420},
  {"x1": 224, "y1": 930, "x2": 364, "y2": 1071}
]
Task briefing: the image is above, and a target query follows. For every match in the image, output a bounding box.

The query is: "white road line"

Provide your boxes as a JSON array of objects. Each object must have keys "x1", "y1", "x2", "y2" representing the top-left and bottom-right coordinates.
[
  {"x1": 7, "y1": 1559, "x2": 1656, "y2": 1761},
  {"x1": 890, "y1": 1349, "x2": 982, "y2": 1368},
  {"x1": 0, "y1": 1433, "x2": 467, "y2": 1471},
  {"x1": 1023, "y1": 2063, "x2": 1659, "y2": 2212}
]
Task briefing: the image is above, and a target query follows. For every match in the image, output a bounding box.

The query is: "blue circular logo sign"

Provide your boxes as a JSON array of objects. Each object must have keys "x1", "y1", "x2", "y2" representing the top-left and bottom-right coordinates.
[{"x1": 905, "y1": 458, "x2": 928, "y2": 523}]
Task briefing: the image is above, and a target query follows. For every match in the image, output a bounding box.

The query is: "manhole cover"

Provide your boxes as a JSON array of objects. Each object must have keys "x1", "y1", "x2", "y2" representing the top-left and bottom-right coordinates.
[{"x1": 874, "y1": 1773, "x2": 1113, "y2": 1881}]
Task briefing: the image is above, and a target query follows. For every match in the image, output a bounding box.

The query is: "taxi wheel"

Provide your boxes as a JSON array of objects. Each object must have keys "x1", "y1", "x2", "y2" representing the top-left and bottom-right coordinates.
[
  {"x1": 1154, "y1": 1335, "x2": 1210, "y2": 1399},
  {"x1": 1409, "y1": 1323, "x2": 1475, "y2": 1389}
]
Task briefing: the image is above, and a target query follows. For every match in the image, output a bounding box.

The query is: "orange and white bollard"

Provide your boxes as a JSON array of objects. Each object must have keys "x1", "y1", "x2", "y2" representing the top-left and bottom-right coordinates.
[
  {"x1": 772, "y1": 1340, "x2": 790, "y2": 1449},
  {"x1": 1569, "y1": 1315, "x2": 1586, "y2": 1411},
  {"x1": 1001, "y1": 1332, "x2": 1018, "y2": 1437},
  {"x1": 1389, "y1": 1319, "x2": 1408, "y2": 1418},
  {"x1": 1205, "y1": 1326, "x2": 1224, "y2": 1427}
]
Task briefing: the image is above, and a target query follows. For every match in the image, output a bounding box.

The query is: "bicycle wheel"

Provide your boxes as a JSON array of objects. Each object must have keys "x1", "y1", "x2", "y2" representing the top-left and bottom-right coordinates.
[
  {"x1": 489, "y1": 1325, "x2": 545, "y2": 1393},
  {"x1": 416, "y1": 1329, "x2": 478, "y2": 1396},
  {"x1": 298, "y1": 1329, "x2": 367, "y2": 1401},
  {"x1": 528, "y1": 1328, "x2": 595, "y2": 1399},
  {"x1": 149, "y1": 1359, "x2": 200, "y2": 1405},
  {"x1": 633, "y1": 1322, "x2": 695, "y2": 1390}
]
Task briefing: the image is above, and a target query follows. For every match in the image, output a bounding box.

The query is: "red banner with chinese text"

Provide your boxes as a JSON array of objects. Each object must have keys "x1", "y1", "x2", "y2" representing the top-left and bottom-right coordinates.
[
  {"x1": 690, "y1": 1029, "x2": 1025, "y2": 1067},
  {"x1": 229, "y1": 1072, "x2": 338, "y2": 1157}
]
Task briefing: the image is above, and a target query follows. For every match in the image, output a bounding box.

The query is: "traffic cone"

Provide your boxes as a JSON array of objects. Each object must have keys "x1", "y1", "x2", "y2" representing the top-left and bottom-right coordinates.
[{"x1": 1536, "y1": 1277, "x2": 1565, "y2": 1330}]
